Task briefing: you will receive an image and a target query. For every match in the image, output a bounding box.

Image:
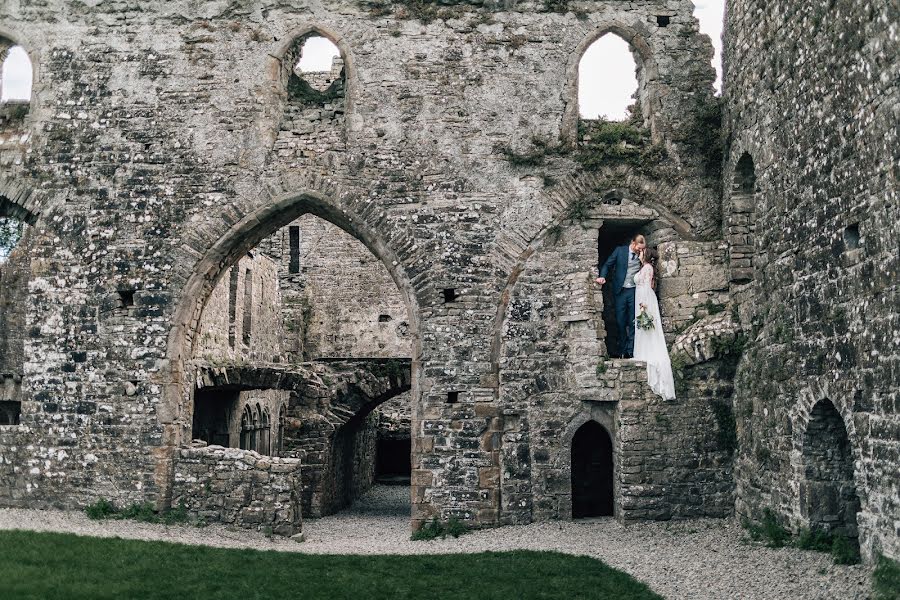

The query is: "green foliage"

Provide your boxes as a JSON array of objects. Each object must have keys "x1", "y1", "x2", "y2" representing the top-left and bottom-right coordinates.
[
  {"x1": 84, "y1": 499, "x2": 191, "y2": 525},
  {"x1": 704, "y1": 299, "x2": 725, "y2": 315},
  {"x1": 0, "y1": 530, "x2": 664, "y2": 599},
  {"x1": 595, "y1": 359, "x2": 607, "y2": 377},
  {"x1": 873, "y1": 554, "x2": 900, "y2": 600},
  {"x1": 370, "y1": 358, "x2": 408, "y2": 380},
  {"x1": 709, "y1": 399, "x2": 737, "y2": 454},
  {"x1": 287, "y1": 74, "x2": 343, "y2": 105},
  {"x1": 411, "y1": 517, "x2": 468, "y2": 541},
  {"x1": 84, "y1": 499, "x2": 117, "y2": 520},
  {"x1": 830, "y1": 535, "x2": 861, "y2": 565},
  {"x1": 541, "y1": 0, "x2": 569, "y2": 13},
  {"x1": 674, "y1": 96, "x2": 724, "y2": 176},
  {"x1": 796, "y1": 527, "x2": 833, "y2": 552},
  {"x1": 575, "y1": 120, "x2": 666, "y2": 173},
  {"x1": 743, "y1": 509, "x2": 790, "y2": 548},
  {"x1": 0, "y1": 217, "x2": 23, "y2": 261},
  {"x1": 670, "y1": 353, "x2": 689, "y2": 394},
  {"x1": 796, "y1": 528, "x2": 861, "y2": 565},
  {"x1": 711, "y1": 333, "x2": 748, "y2": 361},
  {"x1": 495, "y1": 135, "x2": 568, "y2": 168}
]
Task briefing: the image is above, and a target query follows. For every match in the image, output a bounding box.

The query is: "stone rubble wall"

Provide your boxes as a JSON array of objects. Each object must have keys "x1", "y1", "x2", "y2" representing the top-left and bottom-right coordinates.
[
  {"x1": 724, "y1": 0, "x2": 899, "y2": 561},
  {"x1": 258, "y1": 214, "x2": 411, "y2": 360},
  {"x1": 196, "y1": 252, "x2": 286, "y2": 365},
  {"x1": 171, "y1": 446, "x2": 302, "y2": 535},
  {"x1": 376, "y1": 391, "x2": 412, "y2": 440}
]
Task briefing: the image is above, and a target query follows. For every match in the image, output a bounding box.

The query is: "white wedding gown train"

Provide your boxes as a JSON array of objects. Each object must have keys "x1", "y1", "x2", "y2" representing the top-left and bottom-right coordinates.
[{"x1": 633, "y1": 264, "x2": 677, "y2": 400}]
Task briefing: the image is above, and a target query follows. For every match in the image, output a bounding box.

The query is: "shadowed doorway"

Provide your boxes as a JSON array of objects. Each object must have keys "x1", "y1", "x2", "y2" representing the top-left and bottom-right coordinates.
[{"x1": 571, "y1": 421, "x2": 614, "y2": 518}]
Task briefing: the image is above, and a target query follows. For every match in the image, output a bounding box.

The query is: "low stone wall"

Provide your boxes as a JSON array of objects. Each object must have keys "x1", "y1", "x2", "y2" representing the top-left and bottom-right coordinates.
[{"x1": 172, "y1": 446, "x2": 302, "y2": 536}]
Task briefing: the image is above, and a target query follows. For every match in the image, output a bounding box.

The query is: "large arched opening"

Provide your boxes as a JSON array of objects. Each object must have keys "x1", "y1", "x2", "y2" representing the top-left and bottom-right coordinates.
[
  {"x1": 800, "y1": 399, "x2": 860, "y2": 553},
  {"x1": 160, "y1": 191, "x2": 421, "y2": 521}
]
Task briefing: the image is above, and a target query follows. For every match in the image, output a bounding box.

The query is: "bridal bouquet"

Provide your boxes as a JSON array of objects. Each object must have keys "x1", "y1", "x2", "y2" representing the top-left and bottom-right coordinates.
[{"x1": 636, "y1": 303, "x2": 655, "y2": 330}]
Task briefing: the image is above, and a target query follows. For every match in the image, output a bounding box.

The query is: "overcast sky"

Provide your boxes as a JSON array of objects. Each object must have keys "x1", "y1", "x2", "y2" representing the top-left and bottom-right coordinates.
[{"x1": 2, "y1": 1, "x2": 725, "y2": 116}]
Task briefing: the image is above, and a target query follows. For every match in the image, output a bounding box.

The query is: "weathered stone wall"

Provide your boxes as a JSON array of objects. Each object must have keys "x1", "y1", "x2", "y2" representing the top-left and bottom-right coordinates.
[
  {"x1": 0, "y1": 0, "x2": 734, "y2": 530},
  {"x1": 377, "y1": 391, "x2": 411, "y2": 440},
  {"x1": 259, "y1": 214, "x2": 411, "y2": 360},
  {"x1": 196, "y1": 252, "x2": 285, "y2": 365},
  {"x1": 171, "y1": 446, "x2": 302, "y2": 535},
  {"x1": 0, "y1": 233, "x2": 29, "y2": 421},
  {"x1": 724, "y1": 0, "x2": 899, "y2": 561},
  {"x1": 496, "y1": 206, "x2": 736, "y2": 523}
]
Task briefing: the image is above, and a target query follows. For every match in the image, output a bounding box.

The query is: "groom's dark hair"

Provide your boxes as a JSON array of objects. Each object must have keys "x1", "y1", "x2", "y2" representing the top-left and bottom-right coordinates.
[{"x1": 631, "y1": 233, "x2": 646, "y2": 243}]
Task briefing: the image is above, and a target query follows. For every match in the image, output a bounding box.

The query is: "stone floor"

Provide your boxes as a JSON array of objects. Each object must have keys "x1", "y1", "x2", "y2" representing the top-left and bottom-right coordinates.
[{"x1": 0, "y1": 486, "x2": 873, "y2": 600}]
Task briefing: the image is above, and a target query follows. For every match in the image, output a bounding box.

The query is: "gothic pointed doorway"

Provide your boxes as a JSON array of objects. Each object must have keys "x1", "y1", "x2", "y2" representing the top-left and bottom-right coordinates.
[{"x1": 571, "y1": 421, "x2": 614, "y2": 518}]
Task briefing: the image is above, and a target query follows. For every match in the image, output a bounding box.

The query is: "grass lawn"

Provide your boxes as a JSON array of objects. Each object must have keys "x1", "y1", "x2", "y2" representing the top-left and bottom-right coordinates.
[{"x1": 0, "y1": 530, "x2": 661, "y2": 600}]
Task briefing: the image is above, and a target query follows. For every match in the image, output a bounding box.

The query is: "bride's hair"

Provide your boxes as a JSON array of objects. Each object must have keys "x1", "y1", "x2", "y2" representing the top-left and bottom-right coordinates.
[{"x1": 642, "y1": 247, "x2": 660, "y2": 279}]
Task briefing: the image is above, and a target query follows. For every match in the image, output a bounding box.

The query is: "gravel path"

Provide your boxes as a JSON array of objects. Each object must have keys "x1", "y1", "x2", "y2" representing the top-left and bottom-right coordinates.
[{"x1": 0, "y1": 485, "x2": 872, "y2": 600}]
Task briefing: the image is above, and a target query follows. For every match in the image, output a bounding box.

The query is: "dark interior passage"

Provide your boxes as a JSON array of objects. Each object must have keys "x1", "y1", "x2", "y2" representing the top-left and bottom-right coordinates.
[
  {"x1": 192, "y1": 389, "x2": 239, "y2": 447},
  {"x1": 597, "y1": 221, "x2": 646, "y2": 357},
  {"x1": 572, "y1": 421, "x2": 614, "y2": 518},
  {"x1": 376, "y1": 437, "x2": 411, "y2": 484}
]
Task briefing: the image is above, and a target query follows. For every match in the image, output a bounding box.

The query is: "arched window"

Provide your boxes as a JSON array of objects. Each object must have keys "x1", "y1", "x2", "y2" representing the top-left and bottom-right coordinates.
[
  {"x1": 0, "y1": 44, "x2": 32, "y2": 103},
  {"x1": 578, "y1": 34, "x2": 639, "y2": 122},
  {"x1": 277, "y1": 403, "x2": 286, "y2": 456},
  {"x1": 282, "y1": 32, "x2": 343, "y2": 103},
  {"x1": 800, "y1": 399, "x2": 860, "y2": 556},
  {"x1": 260, "y1": 406, "x2": 271, "y2": 456},
  {"x1": 729, "y1": 153, "x2": 757, "y2": 284},
  {"x1": 294, "y1": 35, "x2": 341, "y2": 92},
  {"x1": 240, "y1": 404, "x2": 253, "y2": 451}
]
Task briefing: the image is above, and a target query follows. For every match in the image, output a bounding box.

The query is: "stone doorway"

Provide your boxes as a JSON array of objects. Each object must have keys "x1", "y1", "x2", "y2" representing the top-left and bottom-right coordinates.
[
  {"x1": 597, "y1": 221, "x2": 646, "y2": 357},
  {"x1": 571, "y1": 421, "x2": 614, "y2": 518},
  {"x1": 376, "y1": 437, "x2": 411, "y2": 484},
  {"x1": 800, "y1": 399, "x2": 860, "y2": 546}
]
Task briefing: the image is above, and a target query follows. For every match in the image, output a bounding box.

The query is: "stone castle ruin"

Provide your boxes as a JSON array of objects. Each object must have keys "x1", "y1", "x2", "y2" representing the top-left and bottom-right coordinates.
[{"x1": 0, "y1": 0, "x2": 896, "y2": 562}]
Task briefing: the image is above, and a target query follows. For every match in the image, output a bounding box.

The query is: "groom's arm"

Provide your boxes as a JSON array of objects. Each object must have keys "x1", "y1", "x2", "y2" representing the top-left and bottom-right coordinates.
[{"x1": 599, "y1": 247, "x2": 619, "y2": 280}]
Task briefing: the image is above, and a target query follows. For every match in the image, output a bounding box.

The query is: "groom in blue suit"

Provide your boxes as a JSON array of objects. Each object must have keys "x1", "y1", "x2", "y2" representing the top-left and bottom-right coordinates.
[{"x1": 596, "y1": 234, "x2": 646, "y2": 358}]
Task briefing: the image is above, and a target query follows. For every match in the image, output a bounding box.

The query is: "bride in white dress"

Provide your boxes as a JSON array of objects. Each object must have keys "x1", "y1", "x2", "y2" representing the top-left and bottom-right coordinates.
[{"x1": 633, "y1": 247, "x2": 676, "y2": 400}]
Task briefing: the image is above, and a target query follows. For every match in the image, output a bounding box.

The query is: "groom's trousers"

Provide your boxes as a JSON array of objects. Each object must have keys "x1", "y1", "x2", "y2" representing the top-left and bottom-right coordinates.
[{"x1": 614, "y1": 287, "x2": 636, "y2": 357}]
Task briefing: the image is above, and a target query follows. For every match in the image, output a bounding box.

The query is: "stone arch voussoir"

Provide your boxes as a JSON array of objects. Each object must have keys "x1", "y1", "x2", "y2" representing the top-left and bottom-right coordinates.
[{"x1": 489, "y1": 168, "x2": 695, "y2": 385}]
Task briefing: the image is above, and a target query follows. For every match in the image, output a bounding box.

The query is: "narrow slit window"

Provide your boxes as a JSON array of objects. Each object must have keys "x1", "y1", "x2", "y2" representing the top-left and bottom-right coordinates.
[
  {"x1": 447, "y1": 391, "x2": 459, "y2": 404},
  {"x1": 242, "y1": 268, "x2": 253, "y2": 346},
  {"x1": 228, "y1": 266, "x2": 239, "y2": 349},
  {"x1": 656, "y1": 15, "x2": 671, "y2": 27},
  {"x1": 288, "y1": 226, "x2": 300, "y2": 274},
  {"x1": 443, "y1": 288, "x2": 457, "y2": 303}
]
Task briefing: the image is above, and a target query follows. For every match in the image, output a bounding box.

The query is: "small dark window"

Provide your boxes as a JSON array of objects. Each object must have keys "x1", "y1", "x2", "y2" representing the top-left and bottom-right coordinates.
[
  {"x1": 378, "y1": 314, "x2": 392, "y2": 323},
  {"x1": 656, "y1": 15, "x2": 670, "y2": 27},
  {"x1": 447, "y1": 391, "x2": 459, "y2": 404},
  {"x1": 288, "y1": 226, "x2": 300, "y2": 274},
  {"x1": 72, "y1": 351, "x2": 87, "y2": 363},
  {"x1": 443, "y1": 288, "x2": 457, "y2": 303},
  {"x1": 117, "y1": 290, "x2": 135, "y2": 309},
  {"x1": 0, "y1": 400, "x2": 20, "y2": 425},
  {"x1": 843, "y1": 224, "x2": 860, "y2": 251}
]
